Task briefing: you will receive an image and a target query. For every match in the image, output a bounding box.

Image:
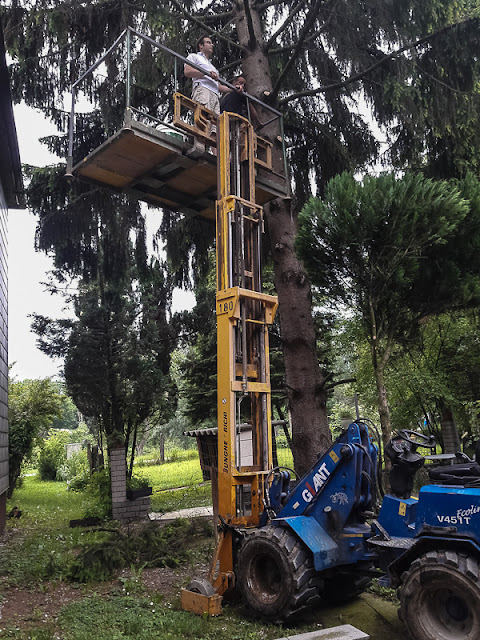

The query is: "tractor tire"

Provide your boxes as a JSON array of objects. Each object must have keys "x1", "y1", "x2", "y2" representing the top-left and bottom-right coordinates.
[
  {"x1": 398, "y1": 550, "x2": 480, "y2": 640},
  {"x1": 235, "y1": 525, "x2": 320, "y2": 620},
  {"x1": 322, "y1": 563, "x2": 373, "y2": 604}
]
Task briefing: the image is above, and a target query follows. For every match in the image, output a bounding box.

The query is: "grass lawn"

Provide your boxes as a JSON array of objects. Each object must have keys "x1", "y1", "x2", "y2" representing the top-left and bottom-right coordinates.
[
  {"x1": 0, "y1": 470, "x2": 323, "y2": 640},
  {"x1": 7, "y1": 476, "x2": 87, "y2": 527},
  {"x1": 0, "y1": 449, "x2": 405, "y2": 640},
  {"x1": 134, "y1": 456, "x2": 204, "y2": 491}
]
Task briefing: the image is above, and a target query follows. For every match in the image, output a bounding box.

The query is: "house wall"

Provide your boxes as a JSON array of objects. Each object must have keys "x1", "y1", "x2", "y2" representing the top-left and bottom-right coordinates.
[{"x1": 0, "y1": 182, "x2": 7, "y2": 531}]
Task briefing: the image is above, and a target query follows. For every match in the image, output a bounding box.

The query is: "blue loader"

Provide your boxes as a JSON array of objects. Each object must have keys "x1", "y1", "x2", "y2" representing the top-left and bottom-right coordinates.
[{"x1": 235, "y1": 422, "x2": 480, "y2": 640}]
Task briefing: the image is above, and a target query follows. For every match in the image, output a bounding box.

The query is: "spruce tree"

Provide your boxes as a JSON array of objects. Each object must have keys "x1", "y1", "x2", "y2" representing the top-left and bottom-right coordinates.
[{"x1": 4, "y1": 0, "x2": 479, "y2": 473}]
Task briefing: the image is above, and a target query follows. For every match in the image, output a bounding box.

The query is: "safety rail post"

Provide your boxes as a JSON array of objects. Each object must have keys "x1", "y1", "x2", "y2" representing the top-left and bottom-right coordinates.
[
  {"x1": 66, "y1": 85, "x2": 76, "y2": 176},
  {"x1": 126, "y1": 27, "x2": 132, "y2": 110}
]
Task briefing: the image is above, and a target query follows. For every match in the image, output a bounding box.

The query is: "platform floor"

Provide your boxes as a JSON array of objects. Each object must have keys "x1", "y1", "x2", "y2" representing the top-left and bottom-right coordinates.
[{"x1": 71, "y1": 120, "x2": 288, "y2": 220}]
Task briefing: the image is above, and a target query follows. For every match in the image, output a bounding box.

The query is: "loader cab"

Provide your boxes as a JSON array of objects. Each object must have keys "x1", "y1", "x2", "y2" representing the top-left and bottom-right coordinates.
[{"x1": 385, "y1": 431, "x2": 432, "y2": 499}]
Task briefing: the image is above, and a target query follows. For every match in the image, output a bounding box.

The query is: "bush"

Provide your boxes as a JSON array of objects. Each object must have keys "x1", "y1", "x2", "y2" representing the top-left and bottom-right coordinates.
[
  {"x1": 75, "y1": 469, "x2": 112, "y2": 519},
  {"x1": 127, "y1": 473, "x2": 151, "y2": 491},
  {"x1": 57, "y1": 449, "x2": 90, "y2": 485},
  {"x1": 38, "y1": 430, "x2": 70, "y2": 480}
]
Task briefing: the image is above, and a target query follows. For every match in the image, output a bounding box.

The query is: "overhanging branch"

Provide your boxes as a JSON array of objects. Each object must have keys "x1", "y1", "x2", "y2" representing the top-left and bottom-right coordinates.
[
  {"x1": 324, "y1": 377, "x2": 356, "y2": 391},
  {"x1": 194, "y1": 11, "x2": 235, "y2": 22},
  {"x1": 219, "y1": 58, "x2": 243, "y2": 73},
  {"x1": 266, "y1": 1, "x2": 305, "y2": 51},
  {"x1": 169, "y1": 0, "x2": 246, "y2": 51},
  {"x1": 271, "y1": 0, "x2": 324, "y2": 99},
  {"x1": 279, "y1": 18, "x2": 475, "y2": 105},
  {"x1": 254, "y1": 0, "x2": 285, "y2": 10}
]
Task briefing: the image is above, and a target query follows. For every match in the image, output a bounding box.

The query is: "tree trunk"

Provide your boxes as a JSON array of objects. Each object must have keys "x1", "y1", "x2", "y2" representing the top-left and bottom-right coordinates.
[
  {"x1": 373, "y1": 360, "x2": 392, "y2": 447},
  {"x1": 235, "y1": 0, "x2": 331, "y2": 476},
  {"x1": 439, "y1": 402, "x2": 460, "y2": 454},
  {"x1": 369, "y1": 299, "x2": 392, "y2": 446}
]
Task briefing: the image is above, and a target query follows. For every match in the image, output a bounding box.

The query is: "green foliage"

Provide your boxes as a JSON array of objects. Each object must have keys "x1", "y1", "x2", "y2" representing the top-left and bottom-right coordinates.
[
  {"x1": 38, "y1": 429, "x2": 70, "y2": 480},
  {"x1": 70, "y1": 469, "x2": 112, "y2": 520},
  {"x1": 59, "y1": 449, "x2": 90, "y2": 484},
  {"x1": 8, "y1": 376, "x2": 66, "y2": 497},
  {"x1": 127, "y1": 473, "x2": 151, "y2": 491},
  {"x1": 51, "y1": 388, "x2": 80, "y2": 430},
  {"x1": 173, "y1": 269, "x2": 217, "y2": 425},
  {"x1": 68, "y1": 519, "x2": 212, "y2": 583},
  {"x1": 297, "y1": 172, "x2": 470, "y2": 324},
  {"x1": 297, "y1": 172, "x2": 480, "y2": 439}
]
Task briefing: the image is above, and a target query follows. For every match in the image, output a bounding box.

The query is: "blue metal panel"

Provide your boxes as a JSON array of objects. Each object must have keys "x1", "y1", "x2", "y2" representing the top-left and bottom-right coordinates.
[
  {"x1": 416, "y1": 484, "x2": 480, "y2": 537},
  {"x1": 377, "y1": 495, "x2": 418, "y2": 538},
  {"x1": 279, "y1": 516, "x2": 339, "y2": 571},
  {"x1": 278, "y1": 423, "x2": 378, "y2": 536}
]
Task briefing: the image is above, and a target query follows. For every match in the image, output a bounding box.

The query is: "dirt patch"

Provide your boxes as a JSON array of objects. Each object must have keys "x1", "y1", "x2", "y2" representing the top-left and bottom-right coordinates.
[
  {"x1": 0, "y1": 564, "x2": 208, "y2": 631},
  {"x1": 139, "y1": 564, "x2": 209, "y2": 597},
  {"x1": 0, "y1": 581, "x2": 83, "y2": 628}
]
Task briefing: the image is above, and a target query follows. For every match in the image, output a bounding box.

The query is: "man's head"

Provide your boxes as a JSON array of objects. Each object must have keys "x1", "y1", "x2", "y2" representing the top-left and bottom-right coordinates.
[
  {"x1": 197, "y1": 35, "x2": 214, "y2": 58},
  {"x1": 233, "y1": 76, "x2": 246, "y2": 92}
]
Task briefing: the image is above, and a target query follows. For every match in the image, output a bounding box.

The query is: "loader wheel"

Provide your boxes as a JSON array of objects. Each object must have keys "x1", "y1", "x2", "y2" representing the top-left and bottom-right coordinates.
[
  {"x1": 236, "y1": 526, "x2": 320, "y2": 619},
  {"x1": 398, "y1": 550, "x2": 480, "y2": 640}
]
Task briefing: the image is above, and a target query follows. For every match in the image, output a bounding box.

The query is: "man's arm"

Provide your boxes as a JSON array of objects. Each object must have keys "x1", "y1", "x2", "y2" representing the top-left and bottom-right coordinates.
[
  {"x1": 184, "y1": 64, "x2": 219, "y2": 81},
  {"x1": 219, "y1": 82, "x2": 233, "y2": 94}
]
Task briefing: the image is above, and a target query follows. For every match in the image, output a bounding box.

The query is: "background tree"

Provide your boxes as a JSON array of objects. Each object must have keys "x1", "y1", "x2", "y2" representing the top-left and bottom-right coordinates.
[
  {"x1": 8, "y1": 375, "x2": 65, "y2": 497},
  {"x1": 30, "y1": 191, "x2": 176, "y2": 471},
  {"x1": 297, "y1": 172, "x2": 480, "y2": 443},
  {"x1": 4, "y1": 0, "x2": 480, "y2": 473},
  {"x1": 50, "y1": 387, "x2": 80, "y2": 431}
]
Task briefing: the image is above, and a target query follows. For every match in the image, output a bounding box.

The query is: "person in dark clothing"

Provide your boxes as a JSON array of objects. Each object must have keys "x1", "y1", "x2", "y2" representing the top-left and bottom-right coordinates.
[{"x1": 220, "y1": 76, "x2": 261, "y2": 130}]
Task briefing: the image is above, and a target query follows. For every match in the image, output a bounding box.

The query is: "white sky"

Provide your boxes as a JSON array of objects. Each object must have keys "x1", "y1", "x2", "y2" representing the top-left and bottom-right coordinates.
[{"x1": 9, "y1": 104, "x2": 195, "y2": 381}]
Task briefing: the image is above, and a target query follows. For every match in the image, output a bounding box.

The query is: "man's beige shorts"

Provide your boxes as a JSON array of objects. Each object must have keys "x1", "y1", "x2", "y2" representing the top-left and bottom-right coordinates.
[{"x1": 193, "y1": 85, "x2": 220, "y2": 114}]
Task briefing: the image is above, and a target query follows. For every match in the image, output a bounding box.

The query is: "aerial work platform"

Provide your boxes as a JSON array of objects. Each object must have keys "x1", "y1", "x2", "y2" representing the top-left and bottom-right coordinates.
[
  {"x1": 71, "y1": 115, "x2": 286, "y2": 221},
  {"x1": 67, "y1": 28, "x2": 289, "y2": 220}
]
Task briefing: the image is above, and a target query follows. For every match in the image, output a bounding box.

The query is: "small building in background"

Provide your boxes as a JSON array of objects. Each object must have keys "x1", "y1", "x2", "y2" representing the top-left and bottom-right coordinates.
[{"x1": 0, "y1": 19, "x2": 24, "y2": 532}]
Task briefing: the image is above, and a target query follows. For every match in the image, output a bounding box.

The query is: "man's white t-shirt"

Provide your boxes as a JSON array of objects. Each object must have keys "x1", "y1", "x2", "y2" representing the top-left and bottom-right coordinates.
[{"x1": 186, "y1": 51, "x2": 219, "y2": 95}]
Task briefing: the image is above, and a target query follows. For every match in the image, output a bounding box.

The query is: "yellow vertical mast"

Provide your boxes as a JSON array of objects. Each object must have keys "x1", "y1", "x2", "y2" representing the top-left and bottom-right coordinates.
[{"x1": 213, "y1": 111, "x2": 278, "y2": 595}]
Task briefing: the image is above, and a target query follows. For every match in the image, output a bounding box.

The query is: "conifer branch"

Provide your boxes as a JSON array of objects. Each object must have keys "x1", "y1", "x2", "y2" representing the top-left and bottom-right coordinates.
[
  {"x1": 279, "y1": 18, "x2": 475, "y2": 105},
  {"x1": 269, "y1": 2, "x2": 338, "y2": 56},
  {"x1": 254, "y1": 0, "x2": 285, "y2": 10},
  {"x1": 219, "y1": 58, "x2": 243, "y2": 74},
  {"x1": 324, "y1": 377, "x2": 356, "y2": 391},
  {"x1": 415, "y1": 62, "x2": 468, "y2": 95},
  {"x1": 168, "y1": 0, "x2": 246, "y2": 51},
  {"x1": 271, "y1": 0, "x2": 324, "y2": 99},
  {"x1": 193, "y1": 11, "x2": 235, "y2": 22},
  {"x1": 243, "y1": 0, "x2": 257, "y2": 50},
  {"x1": 269, "y1": 44, "x2": 295, "y2": 55},
  {"x1": 265, "y1": 1, "x2": 305, "y2": 51}
]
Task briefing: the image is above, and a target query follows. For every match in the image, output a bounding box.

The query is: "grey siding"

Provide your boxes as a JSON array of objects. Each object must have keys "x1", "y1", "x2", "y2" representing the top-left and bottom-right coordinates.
[{"x1": 0, "y1": 182, "x2": 7, "y2": 496}]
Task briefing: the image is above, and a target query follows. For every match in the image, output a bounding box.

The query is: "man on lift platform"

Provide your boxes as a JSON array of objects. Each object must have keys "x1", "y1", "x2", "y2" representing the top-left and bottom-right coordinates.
[
  {"x1": 220, "y1": 76, "x2": 261, "y2": 130},
  {"x1": 184, "y1": 35, "x2": 232, "y2": 114}
]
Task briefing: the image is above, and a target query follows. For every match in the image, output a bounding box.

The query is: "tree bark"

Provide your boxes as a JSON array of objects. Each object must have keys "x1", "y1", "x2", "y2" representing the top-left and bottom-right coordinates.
[
  {"x1": 369, "y1": 296, "x2": 392, "y2": 446},
  {"x1": 374, "y1": 360, "x2": 392, "y2": 448},
  {"x1": 235, "y1": 0, "x2": 331, "y2": 476},
  {"x1": 439, "y1": 402, "x2": 460, "y2": 454}
]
